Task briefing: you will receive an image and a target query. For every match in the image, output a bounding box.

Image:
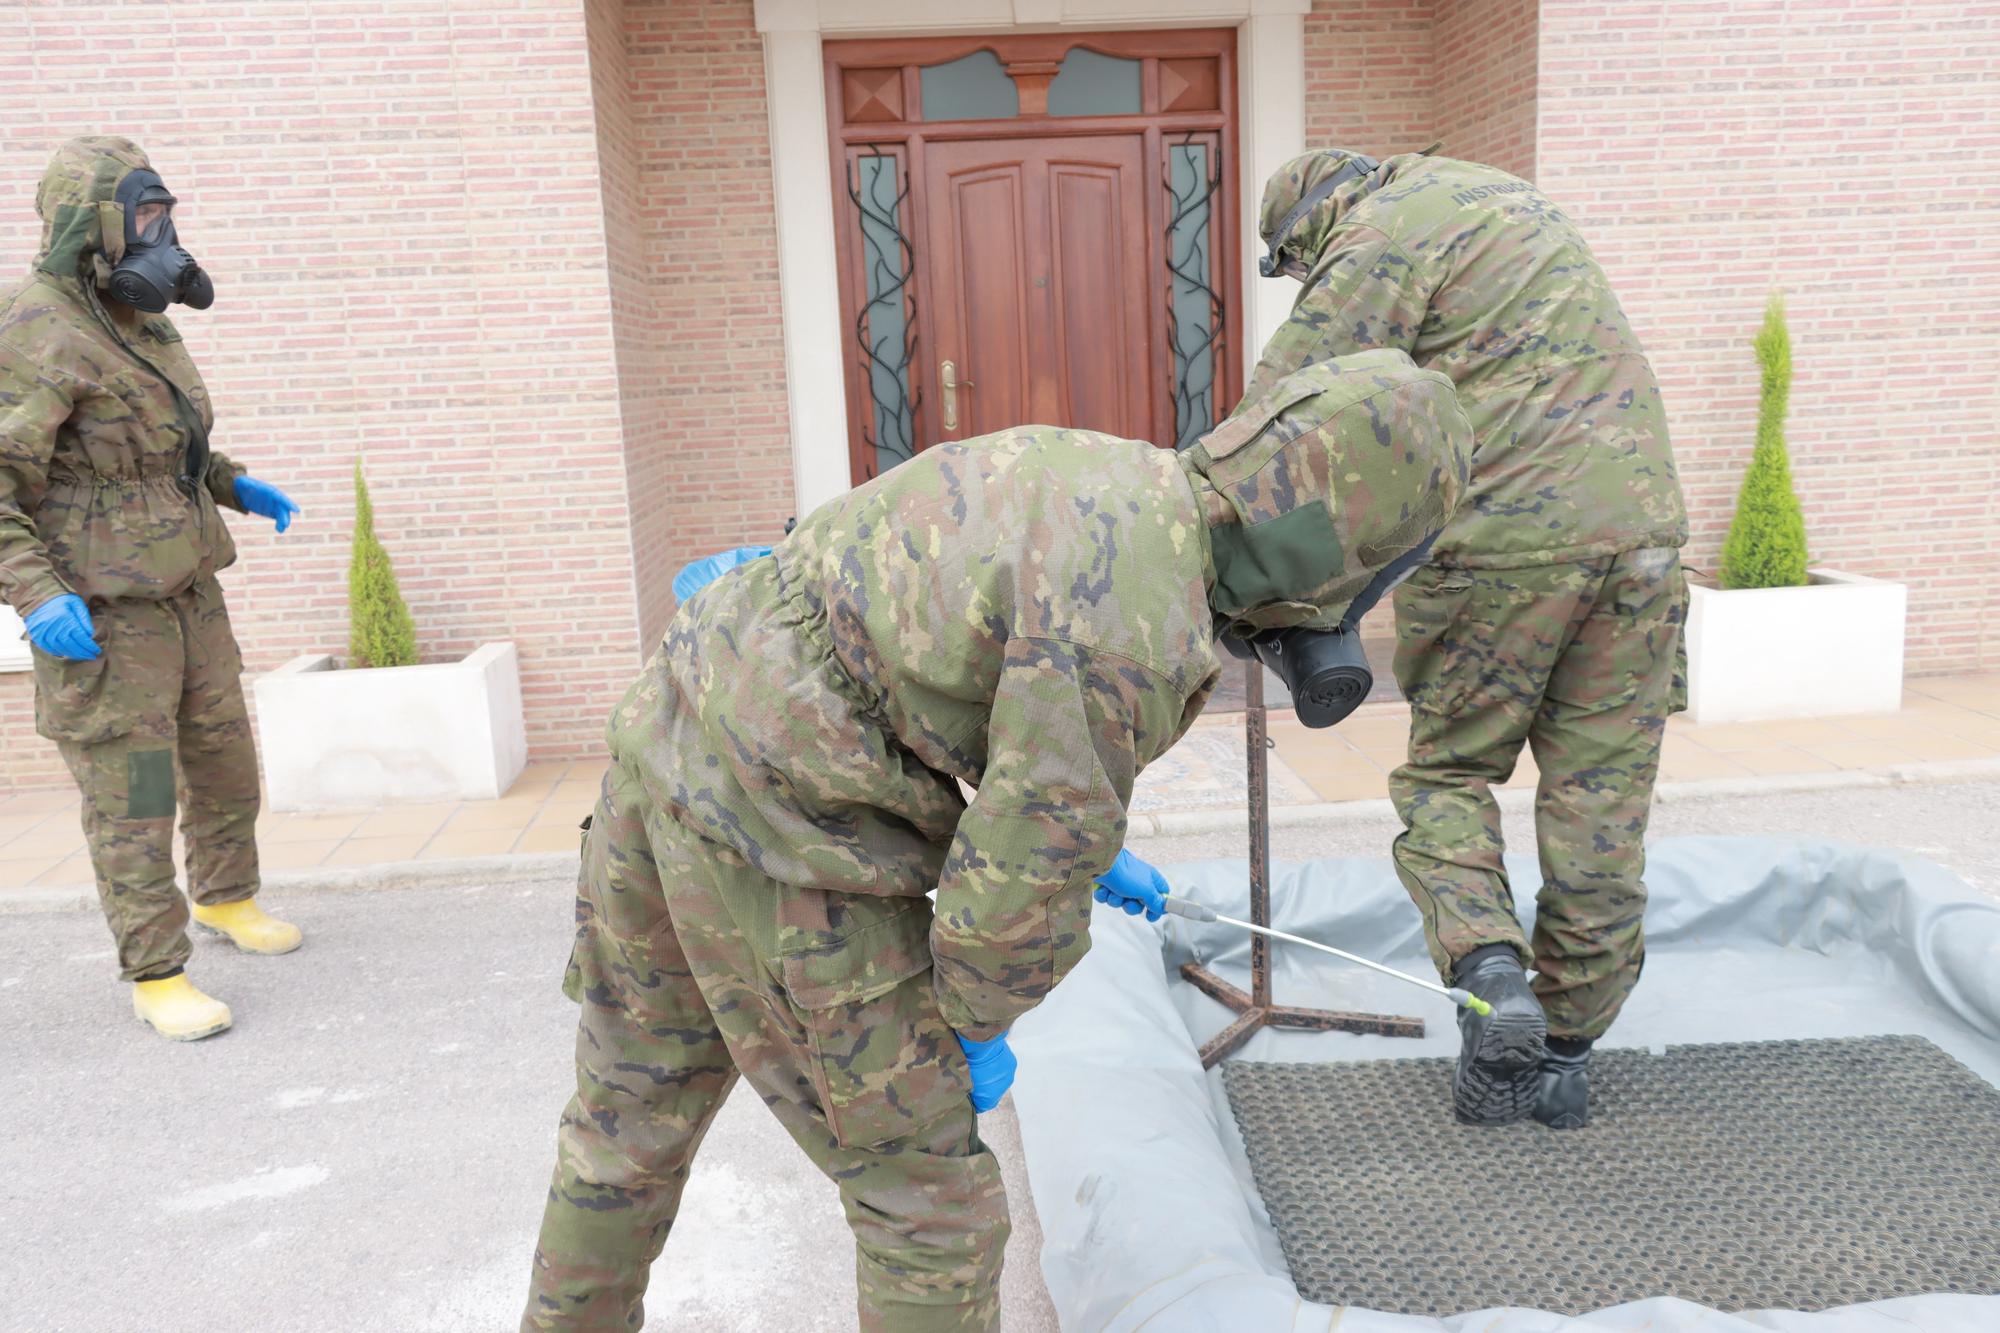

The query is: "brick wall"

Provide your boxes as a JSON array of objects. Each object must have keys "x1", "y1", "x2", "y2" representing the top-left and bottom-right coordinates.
[
  {"x1": 615, "y1": 0, "x2": 796, "y2": 647},
  {"x1": 585, "y1": 0, "x2": 660, "y2": 644},
  {"x1": 1306, "y1": 0, "x2": 1436, "y2": 155},
  {"x1": 0, "y1": 0, "x2": 642, "y2": 793},
  {"x1": 1537, "y1": 0, "x2": 2000, "y2": 672},
  {"x1": 1433, "y1": 0, "x2": 1538, "y2": 177},
  {"x1": 1303, "y1": 0, "x2": 1536, "y2": 175}
]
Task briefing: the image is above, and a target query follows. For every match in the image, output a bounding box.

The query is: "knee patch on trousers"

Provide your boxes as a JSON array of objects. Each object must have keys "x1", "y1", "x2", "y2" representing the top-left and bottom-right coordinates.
[{"x1": 127, "y1": 749, "x2": 177, "y2": 819}]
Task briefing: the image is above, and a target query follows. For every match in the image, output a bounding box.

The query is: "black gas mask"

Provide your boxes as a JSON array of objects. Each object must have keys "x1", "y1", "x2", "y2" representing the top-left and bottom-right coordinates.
[
  {"x1": 1219, "y1": 533, "x2": 1438, "y2": 728},
  {"x1": 107, "y1": 169, "x2": 214, "y2": 313}
]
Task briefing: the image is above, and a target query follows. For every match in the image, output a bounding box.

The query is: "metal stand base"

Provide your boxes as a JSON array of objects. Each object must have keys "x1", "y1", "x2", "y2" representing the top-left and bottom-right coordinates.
[
  {"x1": 1182, "y1": 961, "x2": 1425, "y2": 1064},
  {"x1": 1189, "y1": 660, "x2": 1425, "y2": 1069}
]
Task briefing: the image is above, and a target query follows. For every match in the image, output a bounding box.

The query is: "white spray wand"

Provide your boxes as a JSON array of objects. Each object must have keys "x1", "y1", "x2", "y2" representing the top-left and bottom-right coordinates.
[{"x1": 1160, "y1": 896, "x2": 1492, "y2": 1015}]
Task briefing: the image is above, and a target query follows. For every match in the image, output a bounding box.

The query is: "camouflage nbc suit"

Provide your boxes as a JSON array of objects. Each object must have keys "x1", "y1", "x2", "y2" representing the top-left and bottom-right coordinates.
[
  {"x1": 0, "y1": 138, "x2": 261, "y2": 982},
  {"x1": 1245, "y1": 150, "x2": 1690, "y2": 1040},
  {"x1": 522, "y1": 352, "x2": 1474, "y2": 1331}
]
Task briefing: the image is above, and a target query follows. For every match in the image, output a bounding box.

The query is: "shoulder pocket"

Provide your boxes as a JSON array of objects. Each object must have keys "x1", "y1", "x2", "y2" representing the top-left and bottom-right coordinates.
[{"x1": 1195, "y1": 372, "x2": 1328, "y2": 464}]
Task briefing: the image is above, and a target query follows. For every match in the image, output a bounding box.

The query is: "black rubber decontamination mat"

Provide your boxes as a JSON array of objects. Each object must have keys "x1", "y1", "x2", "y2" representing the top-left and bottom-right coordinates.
[{"x1": 1222, "y1": 1036, "x2": 2000, "y2": 1316}]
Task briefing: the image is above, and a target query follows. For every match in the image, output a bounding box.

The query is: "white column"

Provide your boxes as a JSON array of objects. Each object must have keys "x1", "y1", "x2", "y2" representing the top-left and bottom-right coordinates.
[
  {"x1": 1237, "y1": 4, "x2": 1308, "y2": 377},
  {"x1": 759, "y1": 10, "x2": 853, "y2": 518}
]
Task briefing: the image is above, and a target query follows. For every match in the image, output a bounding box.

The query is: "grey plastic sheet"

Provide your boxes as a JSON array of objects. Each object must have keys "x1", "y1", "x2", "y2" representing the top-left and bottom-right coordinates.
[{"x1": 1008, "y1": 838, "x2": 2000, "y2": 1332}]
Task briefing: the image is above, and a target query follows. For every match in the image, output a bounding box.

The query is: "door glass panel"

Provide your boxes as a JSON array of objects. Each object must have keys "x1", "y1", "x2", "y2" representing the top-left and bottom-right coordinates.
[
  {"x1": 853, "y1": 155, "x2": 917, "y2": 474},
  {"x1": 920, "y1": 50, "x2": 1019, "y2": 121},
  {"x1": 1048, "y1": 48, "x2": 1142, "y2": 117},
  {"x1": 1166, "y1": 142, "x2": 1219, "y2": 450}
]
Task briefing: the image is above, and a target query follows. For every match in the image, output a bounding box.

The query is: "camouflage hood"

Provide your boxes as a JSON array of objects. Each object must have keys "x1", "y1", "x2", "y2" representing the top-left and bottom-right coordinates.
[
  {"x1": 1258, "y1": 148, "x2": 1397, "y2": 276},
  {"x1": 1180, "y1": 350, "x2": 1473, "y2": 634},
  {"x1": 32, "y1": 135, "x2": 152, "y2": 285}
]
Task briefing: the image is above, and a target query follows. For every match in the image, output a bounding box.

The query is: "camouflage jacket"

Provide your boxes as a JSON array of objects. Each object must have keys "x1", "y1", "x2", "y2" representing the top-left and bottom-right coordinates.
[
  {"x1": 1243, "y1": 151, "x2": 1687, "y2": 567},
  {"x1": 0, "y1": 137, "x2": 245, "y2": 618},
  {"x1": 613, "y1": 353, "x2": 1470, "y2": 1038}
]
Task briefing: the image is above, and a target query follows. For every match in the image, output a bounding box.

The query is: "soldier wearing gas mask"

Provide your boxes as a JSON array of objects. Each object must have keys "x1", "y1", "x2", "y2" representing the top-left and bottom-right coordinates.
[
  {"x1": 1, "y1": 137, "x2": 304, "y2": 1041},
  {"x1": 1239, "y1": 148, "x2": 1690, "y2": 1130},
  {"x1": 521, "y1": 351, "x2": 1470, "y2": 1333}
]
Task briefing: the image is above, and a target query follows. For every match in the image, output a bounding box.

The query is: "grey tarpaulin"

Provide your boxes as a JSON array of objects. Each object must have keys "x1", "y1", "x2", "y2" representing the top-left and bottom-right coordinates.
[{"x1": 1007, "y1": 838, "x2": 2000, "y2": 1332}]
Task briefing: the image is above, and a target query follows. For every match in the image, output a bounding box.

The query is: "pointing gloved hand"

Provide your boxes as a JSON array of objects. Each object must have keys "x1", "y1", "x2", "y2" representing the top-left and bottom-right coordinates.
[
  {"x1": 954, "y1": 1030, "x2": 1018, "y2": 1113},
  {"x1": 1093, "y1": 847, "x2": 1171, "y2": 922},
  {"x1": 24, "y1": 594, "x2": 102, "y2": 662},
  {"x1": 672, "y1": 545, "x2": 775, "y2": 601},
  {"x1": 233, "y1": 476, "x2": 299, "y2": 533}
]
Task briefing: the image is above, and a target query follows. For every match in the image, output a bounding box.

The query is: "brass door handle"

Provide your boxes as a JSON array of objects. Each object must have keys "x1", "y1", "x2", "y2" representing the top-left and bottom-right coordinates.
[{"x1": 941, "y1": 359, "x2": 974, "y2": 432}]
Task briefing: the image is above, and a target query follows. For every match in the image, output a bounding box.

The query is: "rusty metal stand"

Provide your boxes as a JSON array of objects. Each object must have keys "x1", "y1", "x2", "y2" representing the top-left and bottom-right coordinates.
[{"x1": 1180, "y1": 661, "x2": 1426, "y2": 1067}]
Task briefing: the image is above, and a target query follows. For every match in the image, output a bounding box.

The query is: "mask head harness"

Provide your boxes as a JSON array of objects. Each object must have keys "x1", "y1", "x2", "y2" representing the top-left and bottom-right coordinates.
[
  {"x1": 1257, "y1": 152, "x2": 1380, "y2": 279},
  {"x1": 1219, "y1": 531, "x2": 1439, "y2": 728},
  {"x1": 107, "y1": 169, "x2": 213, "y2": 313}
]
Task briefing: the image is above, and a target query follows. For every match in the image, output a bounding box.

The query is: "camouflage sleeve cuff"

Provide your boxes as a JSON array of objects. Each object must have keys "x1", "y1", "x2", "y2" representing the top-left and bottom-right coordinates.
[
  {"x1": 9, "y1": 573, "x2": 75, "y2": 619},
  {"x1": 939, "y1": 998, "x2": 1007, "y2": 1045},
  {"x1": 205, "y1": 451, "x2": 248, "y2": 512}
]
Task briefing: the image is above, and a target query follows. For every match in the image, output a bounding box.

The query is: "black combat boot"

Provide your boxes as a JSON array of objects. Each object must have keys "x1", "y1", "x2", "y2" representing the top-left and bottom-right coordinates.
[
  {"x1": 1532, "y1": 1036, "x2": 1593, "y2": 1129},
  {"x1": 1450, "y1": 944, "x2": 1548, "y2": 1126}
]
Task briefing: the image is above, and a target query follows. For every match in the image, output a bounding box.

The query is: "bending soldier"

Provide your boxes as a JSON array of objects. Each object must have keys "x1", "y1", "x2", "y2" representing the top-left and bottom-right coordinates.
[
  {"x1": 521, "y1": 351, "x2": 1473, "y2": 1332},
  {"x1": 0, "y1": 137, "x2": 304, "y2": 1040},
  {"x1": 1245, "y1": 148, "x2": 1691, "y2": 1128}
]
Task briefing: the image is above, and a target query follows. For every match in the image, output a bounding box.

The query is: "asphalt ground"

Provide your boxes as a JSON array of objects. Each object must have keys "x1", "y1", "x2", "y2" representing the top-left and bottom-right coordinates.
[
  {"x1": 3, "y1": 779, "x2": 1995, "y2": 1331},
  {"x1": 0, "y1": 879, "x2": 1058, "y2": 1333}
]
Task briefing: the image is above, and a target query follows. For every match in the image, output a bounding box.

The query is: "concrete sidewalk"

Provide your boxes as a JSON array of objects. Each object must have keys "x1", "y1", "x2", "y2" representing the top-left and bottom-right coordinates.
[{"x1": 3, "y1": 673, "x2": 1999, "y2": 894}]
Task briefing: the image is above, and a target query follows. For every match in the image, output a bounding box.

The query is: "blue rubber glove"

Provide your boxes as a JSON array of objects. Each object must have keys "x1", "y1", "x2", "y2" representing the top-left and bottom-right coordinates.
[
  {"x1": 672, "y1": 545, "x2": 775, "y2": 601},
  {"x1": 24, "y1": 594, "x2": 102, "y2": 662},
  {"x1": 1093, "y1": 847, "x2": 1171, "y2": 922},
  {"x1": 234, "y1": 476, "x2": 299, "y2": 533},
  {"x1": 954, "y1": 1030, "x2": 1017, "y2": 1113}
]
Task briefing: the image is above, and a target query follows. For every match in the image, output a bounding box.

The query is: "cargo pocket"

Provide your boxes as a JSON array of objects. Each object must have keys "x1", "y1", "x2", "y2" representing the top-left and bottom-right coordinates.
[
  {"x1": 30, "y1": 620, "x2": 121, "y2": 746},
  {"x1": 780, "y1": 898, "x2": 970, "y2": 1150},
  {"x1": 1390, "y1": 564, "x2": 1477, "y2": 717}
]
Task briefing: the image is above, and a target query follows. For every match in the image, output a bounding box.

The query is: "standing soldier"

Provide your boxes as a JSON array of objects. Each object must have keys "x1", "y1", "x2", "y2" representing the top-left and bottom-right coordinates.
[
  {"x1": 1, "y1": 137, "x2": 303, "y2": 1041},
  {"x1": 521, "y1": 352, "x2": 1473, "y2": 1332},
  {"x1": 1244, "y1": 149, "x2": 1689, "y2": 1129}
]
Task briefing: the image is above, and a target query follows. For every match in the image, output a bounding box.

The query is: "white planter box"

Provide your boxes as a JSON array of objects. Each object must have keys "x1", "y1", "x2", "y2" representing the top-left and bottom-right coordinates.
[
  {"x1": 253, "y1": 642, "x2": 527, "y2": 811},
  {"x1": 0, "y1": 604, "x2": 28, "y2": 672},
  {"x1": 1685, "y1": 569, "x2": 1906, "y2": 724}
]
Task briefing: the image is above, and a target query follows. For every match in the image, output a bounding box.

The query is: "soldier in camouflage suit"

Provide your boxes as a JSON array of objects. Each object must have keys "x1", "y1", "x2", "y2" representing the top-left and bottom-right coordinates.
[
  {"x1": 521, "y1": 350, "x2": 1474, "y2": 1331},
  {"x1": 1245, "y1": 149, "x2": 1690, "y2": 1128},
  {"x1": 1, "y1": 138, "x2": 302, "y2": 1042}
]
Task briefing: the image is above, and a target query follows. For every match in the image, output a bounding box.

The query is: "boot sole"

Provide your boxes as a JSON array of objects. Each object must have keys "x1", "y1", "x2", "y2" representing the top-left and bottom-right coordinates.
[
  {"x1": 136, "y1": 1012, "x2": 233, "y2": 1042},
  {"x1": 1453, "y1": 1005, "x2": 1547, "y2": 1127},
  {"x1": 192, "y1": 920, "x2": 303, "y2": 956}
]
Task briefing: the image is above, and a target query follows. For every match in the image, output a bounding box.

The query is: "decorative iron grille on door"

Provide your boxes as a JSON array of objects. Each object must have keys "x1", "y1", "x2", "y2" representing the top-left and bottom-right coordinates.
[{"x1": 827, "y1": 30, "x2": 1242, "y2": 482}]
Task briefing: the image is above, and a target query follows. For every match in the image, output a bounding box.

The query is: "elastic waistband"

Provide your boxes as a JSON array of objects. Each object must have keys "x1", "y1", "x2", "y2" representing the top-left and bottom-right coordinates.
[
  {"x1": 770, "y1": 545, "x2": 894, "y2": 727},
  {"x1": 46, "y1": 467, "x2": 189, "y2": 487}
]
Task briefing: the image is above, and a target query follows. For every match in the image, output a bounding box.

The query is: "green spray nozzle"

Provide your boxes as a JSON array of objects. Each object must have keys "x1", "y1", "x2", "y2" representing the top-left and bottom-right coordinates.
[{"x1": 1447, "y1": 988, "x2": 1492, "y2": 1016}]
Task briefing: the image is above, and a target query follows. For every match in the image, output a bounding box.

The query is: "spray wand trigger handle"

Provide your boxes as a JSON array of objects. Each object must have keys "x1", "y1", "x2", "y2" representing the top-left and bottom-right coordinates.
[
  {"x1": 1161, "y1": 897, "x2": 1218, "y2": 923},
  {"x1": 1447, "y1": 988, "x2": 1492, "y2": 1016}
]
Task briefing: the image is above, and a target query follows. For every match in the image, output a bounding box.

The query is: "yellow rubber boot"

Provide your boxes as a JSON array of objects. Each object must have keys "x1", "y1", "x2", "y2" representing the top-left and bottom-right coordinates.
[
  {"x1": 191, "y1": 898, "x2": 304, "y2": 955},
  {"x1": 132, "y1": 974, "x2": 233, "y2": 1042}
]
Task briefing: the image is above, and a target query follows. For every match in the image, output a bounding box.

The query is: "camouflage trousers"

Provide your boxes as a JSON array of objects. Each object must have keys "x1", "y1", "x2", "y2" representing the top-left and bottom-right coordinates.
[
  {"x1": 522, "y1": 759, "x2": 1008, "y2": 1333},
  {"x1": 1387, "y1": 548, "x2": 1687, "y2": 1040},
  {"x1": 33, "y1": 579, "x2": 260, "y2": 982}
]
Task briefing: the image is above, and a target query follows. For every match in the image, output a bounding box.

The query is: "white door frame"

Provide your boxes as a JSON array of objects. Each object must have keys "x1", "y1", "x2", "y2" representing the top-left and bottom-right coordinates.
[{"x1": 754, "y1": 0, "x2": 1310, "y2": 514}]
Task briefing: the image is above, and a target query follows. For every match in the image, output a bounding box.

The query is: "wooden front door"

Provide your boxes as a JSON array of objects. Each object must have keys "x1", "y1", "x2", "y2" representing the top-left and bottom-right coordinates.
[
  {"x1": 826, "y1": 29, "x2": 1241, "y2": 483},
  {"x1": 924, "y1": 135, "x2": 1151, "y2": 440}
]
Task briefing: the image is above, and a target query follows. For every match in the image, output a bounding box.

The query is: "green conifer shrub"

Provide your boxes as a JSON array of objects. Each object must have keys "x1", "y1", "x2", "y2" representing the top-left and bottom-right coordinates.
[
  {"x1": 1718, "y1": 292, "x2": 1809, "y2": 590},
  {"x1": 348, "y1": 461, "x2": 419, "y2": 668}
]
